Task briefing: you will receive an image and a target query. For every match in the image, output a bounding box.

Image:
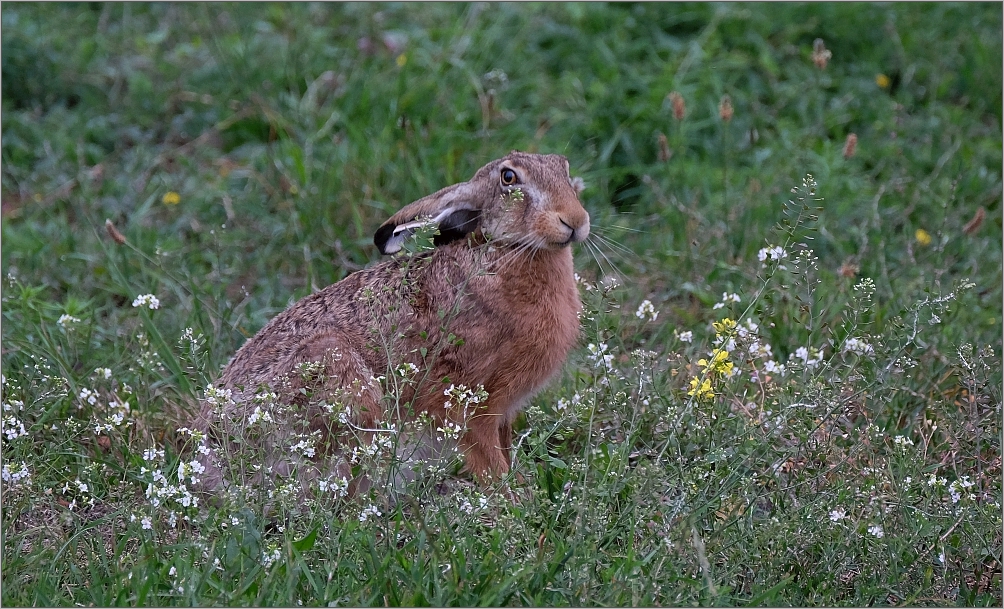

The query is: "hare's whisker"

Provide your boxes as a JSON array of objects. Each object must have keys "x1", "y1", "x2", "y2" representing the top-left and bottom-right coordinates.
[
  {"x1": 586, "y1": 236, "x2": 626, "y2": 280},
  {"x1": 594, "y1": 223, "x2": 644, "y2": 235},
  {"x1": 591, "y1": 232, "x2": 635, "y2": 258}
]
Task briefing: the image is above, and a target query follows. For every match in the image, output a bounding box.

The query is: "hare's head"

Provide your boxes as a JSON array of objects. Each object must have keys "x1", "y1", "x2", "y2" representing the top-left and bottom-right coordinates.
[{"x1": 374, "y1": 151, "x2": 590, "y2": 254}]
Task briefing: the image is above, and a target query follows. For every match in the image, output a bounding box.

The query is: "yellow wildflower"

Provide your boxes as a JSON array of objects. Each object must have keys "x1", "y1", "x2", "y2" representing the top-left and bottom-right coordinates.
[
  {"x1": 915, "y1": 228, "x2": 932, "y2": 247},
  {"x1": 699, "y1": 348, "x2": 734, "y2": 376},
  {"x1": 162, "y1": 191, "x2": 181, "y2": 205},
  {"x1": 688, "y1": 377, "x2": 714, "y2": 400},
  {"x1": 875, "y1": 74, "x2": 890, "y2": 89},
  {"x1": 396, "y1": 53, "x2": 407, "y2": 67},
  {"x1": 712, "y1": 318, "x2": 737, "y2": 335}
]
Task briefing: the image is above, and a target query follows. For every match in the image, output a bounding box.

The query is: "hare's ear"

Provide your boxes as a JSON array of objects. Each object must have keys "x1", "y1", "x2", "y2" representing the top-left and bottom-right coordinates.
[{"x1": 373, "y1": 182, "x2": 482, "y2": 254}]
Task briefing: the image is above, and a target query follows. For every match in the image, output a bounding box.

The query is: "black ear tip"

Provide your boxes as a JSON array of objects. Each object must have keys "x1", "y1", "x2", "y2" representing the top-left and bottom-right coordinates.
[{"x1": 374, "y1": 223, "x2": 395, "y2": 254}]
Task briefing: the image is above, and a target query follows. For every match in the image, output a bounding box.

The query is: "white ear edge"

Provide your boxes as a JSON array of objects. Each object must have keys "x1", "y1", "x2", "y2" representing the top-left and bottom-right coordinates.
[{"x1": 381, "y1": 206, "x2": 467, "y2": 254}]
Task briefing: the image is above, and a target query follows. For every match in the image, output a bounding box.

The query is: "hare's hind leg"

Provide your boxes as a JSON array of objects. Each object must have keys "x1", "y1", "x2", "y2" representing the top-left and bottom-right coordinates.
[
  {"x1": 282, "y1": 335, "x2": 387, "y2": 495},
  {"x1": 461, "y1": 412, "x2": 510, "y2": 479}
]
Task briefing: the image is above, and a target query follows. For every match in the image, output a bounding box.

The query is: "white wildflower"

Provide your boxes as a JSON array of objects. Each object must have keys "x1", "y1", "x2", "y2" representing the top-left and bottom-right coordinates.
[
  {"x1": 436, "y1": 420, "x2": 463, "y2": 441},
  {"x1": 291, "y1": 438, "x2": 316, "y2": 458},
  {"x1": 396, "y1": 362, "x2": 419, "y2": 378},
  {"x1": 763, "y1": 360, "x2": 786, "y2": 376},
  {"x1": 318, "y1": 476, "x2": 349, "y2": 498},
  {"x1": 2, "y1": 416, "x2": 27, "y2": 440},
  {"x1": 1, "y1": 462, "x2": 31, "y2": 486},
  {"x1": 676, "y1": 330, "x2": 693, "y2": 343},
  {"x1": 792, "y1": 346, "x2": 824, "y2": 368},
  {"x1": 842, "y1": 337, "x2": 875, "y2": 356},
  {"x1": 748, "y1": 339, "x2": 773, "y2": 360},
  {"x1": 132, "y1": 294, "x2": 161, "y2": 310},
  {"x1": 359, "y1": 504, "x2": 382, "y2": 522},
  {"x1": 586, "y1": 343, "x2": 615, "y2": 371},
  {"x1": 713, "y1": 293, "x2": 740, "y2": 310},
  {"x1": 867, "y1": 524, "x2": 884, "y2": 538},
  {"x1": 177, "y1": 460, "x2": 206, "y2": 484},
  {"x1": 635, "y1": 300, "x2": 659, "y2": 321},
  {"x1": 247, "y1": 405, "x2": 273, "y2": 426},
  {"x1": 261, "y1": 547, "x2": 282, "y2": 569},
  {"x1": 78, "y1": 388, "x2": 98, "y2": 406},
  {"x1": 757, "y1": 245, "x2": 789, "y2": 266},
  {"x1": 57, "y1": 314, "x2": 81, "y2": 328},
  {"x1": 829, "y1": 508, "x2": 847, "y2": 522}
]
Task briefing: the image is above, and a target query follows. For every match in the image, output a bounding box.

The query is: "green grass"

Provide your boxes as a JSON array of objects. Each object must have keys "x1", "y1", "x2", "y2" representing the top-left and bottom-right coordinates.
[{"x1": 2, "y1": 2, "x2": 1001, "y2": 606}]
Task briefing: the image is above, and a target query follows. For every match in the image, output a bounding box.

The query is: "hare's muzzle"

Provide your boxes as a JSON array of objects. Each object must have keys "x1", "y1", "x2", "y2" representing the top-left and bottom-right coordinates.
[{"x1": 559, "y1": 215, "x2": 590, "y2": 245}]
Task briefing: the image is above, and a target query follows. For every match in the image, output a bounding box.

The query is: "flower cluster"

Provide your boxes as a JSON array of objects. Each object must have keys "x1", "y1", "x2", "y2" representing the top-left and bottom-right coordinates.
[
  {"x1": 712, "y1": 292, "x2": 740, "y2": 310},
  {"x1": 57, "y1": 314, "x2": 81, "y2": 328},
  {"x1": 792, "y1": 346, "x2": 824, "y2": 368},
  {"x1": 2, "y1": 462, "x2": 31, "y2": 488},
  {"x1": 443, "y1": 384, "x2": 488, "y2": 411},
  {"x1": 688, "y1": 318, "x2": 739, "y2": 400},
  {"x1": 247, "y1": 405, "x2": 274, "y2": 426},
  {"x1": 947, "y1": 476, "x2": 975, "y2": 504},
  {"x1": 317, "y1": 476, "x2": 350, "y2": 498},
  {"x1": 757, "y1": 245, "x2": 789, "y2": 268},
  {"x1": 555, "y1": 392, "x2": 582, "y2": 413},
  {"x1": 586, "y1": 342, "x2": 615, "y2": 372},
  {"x1": 93, "y1": 398, "x2": 133, "y2": 434},
  {"x1": 842, "y1": 337, "x2": 875, "y2": 356},
  {"x1": 459, "y1": 491, "x2": 490, "y2": 515},
  {"x1": 358, "y1": 504, "x2": 382, "y2": 522},
  {"x1": 290, "y1": 433, "x2": 318, "y2": 458},
  {"x1": 132, "y1": 294, "x2": 160, "y2": 310},
  {"x1": 635, "y1": 299, "x2": 659, "y2": 321},
  {"x1": 3, "y1": 415, "x2": 27, "y2": 440}
]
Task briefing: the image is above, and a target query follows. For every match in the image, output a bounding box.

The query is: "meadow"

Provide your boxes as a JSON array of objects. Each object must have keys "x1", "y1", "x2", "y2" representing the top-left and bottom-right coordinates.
[{"x1": 2, "y1": 2, "x2": 1001, "y2": 606}]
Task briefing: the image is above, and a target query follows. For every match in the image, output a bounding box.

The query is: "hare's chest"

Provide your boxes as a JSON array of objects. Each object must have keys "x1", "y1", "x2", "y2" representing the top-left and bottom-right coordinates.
[{"x1": 489, "y1": 280, "x2": 580, "y2": 395}]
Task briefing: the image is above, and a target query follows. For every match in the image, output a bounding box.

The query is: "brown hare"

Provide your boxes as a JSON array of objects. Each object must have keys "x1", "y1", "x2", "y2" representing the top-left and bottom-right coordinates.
[{"x1": 193, "y1": 151, "x2": 589, "y2": 497}]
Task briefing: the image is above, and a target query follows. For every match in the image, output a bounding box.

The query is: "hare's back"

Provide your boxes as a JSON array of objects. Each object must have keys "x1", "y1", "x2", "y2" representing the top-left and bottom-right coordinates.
[{"x1": 217, "y1": 265, "x2": 388, "y2": 388}]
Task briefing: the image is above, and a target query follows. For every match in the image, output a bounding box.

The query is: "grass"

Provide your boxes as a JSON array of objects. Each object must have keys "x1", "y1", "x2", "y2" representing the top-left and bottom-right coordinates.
[{"x1": 2, "y1": 2, "x2": 1001, "y2": 606}]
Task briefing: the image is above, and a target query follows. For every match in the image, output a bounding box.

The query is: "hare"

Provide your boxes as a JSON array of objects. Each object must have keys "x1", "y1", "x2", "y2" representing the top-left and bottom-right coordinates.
[{"x1": 193, "y1": 151, "x2": 589, "y2": 497}]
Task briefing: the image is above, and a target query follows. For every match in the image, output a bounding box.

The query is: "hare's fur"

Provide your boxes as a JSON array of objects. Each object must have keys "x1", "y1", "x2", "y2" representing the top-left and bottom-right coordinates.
[{"x1": 194, "y1": 151, "x2": 588, "y2": 494}]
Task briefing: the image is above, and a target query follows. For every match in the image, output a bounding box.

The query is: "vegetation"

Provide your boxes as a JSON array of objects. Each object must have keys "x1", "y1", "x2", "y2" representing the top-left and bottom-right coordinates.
[{"x1": 2, "y1": 2, "x2": 1001, "y2": 606}]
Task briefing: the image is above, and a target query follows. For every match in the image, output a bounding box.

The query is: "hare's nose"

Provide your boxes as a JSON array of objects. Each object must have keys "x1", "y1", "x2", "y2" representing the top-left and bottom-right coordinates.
[{"x1": 560, "y1": 217, "x2": 589, "y2": 244}]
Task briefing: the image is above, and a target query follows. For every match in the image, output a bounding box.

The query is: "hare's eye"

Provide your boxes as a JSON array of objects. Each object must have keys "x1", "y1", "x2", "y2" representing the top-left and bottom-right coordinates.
[{"x1": 500, "y1": 168, "x2": 518, "y2": 186}]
